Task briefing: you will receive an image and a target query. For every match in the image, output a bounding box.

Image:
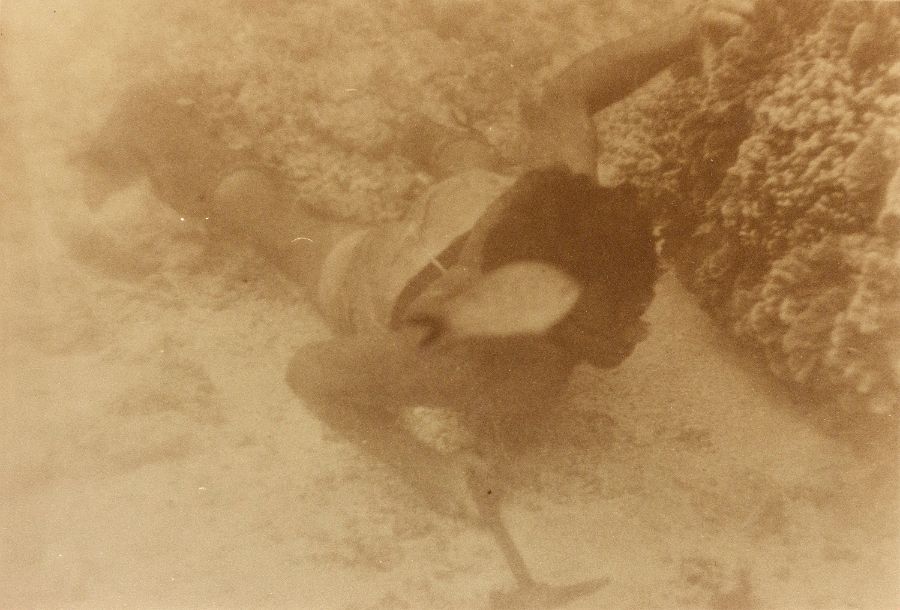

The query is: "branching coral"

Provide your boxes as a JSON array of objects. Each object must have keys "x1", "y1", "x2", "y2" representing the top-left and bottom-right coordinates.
[
  {"x1": 598, "y1": 0, "x2": 900, "y2": 412},
  {"x1": 126, "y1": 0, "x2": 677, "y2": 222}
]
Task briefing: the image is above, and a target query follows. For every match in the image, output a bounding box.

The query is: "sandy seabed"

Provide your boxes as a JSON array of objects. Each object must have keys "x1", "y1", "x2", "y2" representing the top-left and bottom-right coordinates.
[{"x1": 1, "y1": 2, "x2": 897, "y2": 609}]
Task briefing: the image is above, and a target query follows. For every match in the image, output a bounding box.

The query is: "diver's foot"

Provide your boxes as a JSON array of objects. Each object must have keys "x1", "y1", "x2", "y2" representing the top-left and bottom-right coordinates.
[
  {"x1": 400, "y1": 450, "x2": 492, "y2": 521},
  {"x1": 210, "y1": 167, "x2": 281, "y2": 233}
]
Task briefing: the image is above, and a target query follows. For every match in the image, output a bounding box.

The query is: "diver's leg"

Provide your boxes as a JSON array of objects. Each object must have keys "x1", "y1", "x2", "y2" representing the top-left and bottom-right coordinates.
[
  {"x1": 211, "y1": 167, "x2": 364, "y2": 287},
  {"x1": 399, "y1": 115, "x2": 502, "y2": 178},
  {"x1": 286, "y1": 329, "x2": 485, "y2": 519}
]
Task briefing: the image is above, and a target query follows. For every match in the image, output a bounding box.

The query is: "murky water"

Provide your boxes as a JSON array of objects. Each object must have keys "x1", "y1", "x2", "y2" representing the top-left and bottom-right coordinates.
[{"x1": 2, "y1": 2, "x2": 897, "y2": 608}]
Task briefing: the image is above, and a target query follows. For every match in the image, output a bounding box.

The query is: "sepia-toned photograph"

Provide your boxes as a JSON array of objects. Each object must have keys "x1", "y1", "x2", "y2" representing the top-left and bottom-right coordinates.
[{"x1": 1, "y1": 0, "x2": 898, "y2": 608}]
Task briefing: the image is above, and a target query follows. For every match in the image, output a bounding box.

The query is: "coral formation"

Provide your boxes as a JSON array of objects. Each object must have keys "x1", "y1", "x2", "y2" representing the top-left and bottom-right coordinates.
[
  {"x1": 132, "y1": 0, "x2": 674, "y2": 222},
  {"x1": 597, "y1": 0, "x2": 900, "y2": 412}
]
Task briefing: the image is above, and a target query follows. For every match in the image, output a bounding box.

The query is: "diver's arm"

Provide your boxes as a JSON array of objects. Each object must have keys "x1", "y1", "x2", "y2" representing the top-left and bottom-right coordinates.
[
  {"x1": 528, "y1": 1, "x2": 755, "y2": 176},
  {"x1": 525, "y1": 13, "x2": 701, "y2": 175},
  {"x1": 551, "y1": 13, "x2": 699, "y2": 119}
]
